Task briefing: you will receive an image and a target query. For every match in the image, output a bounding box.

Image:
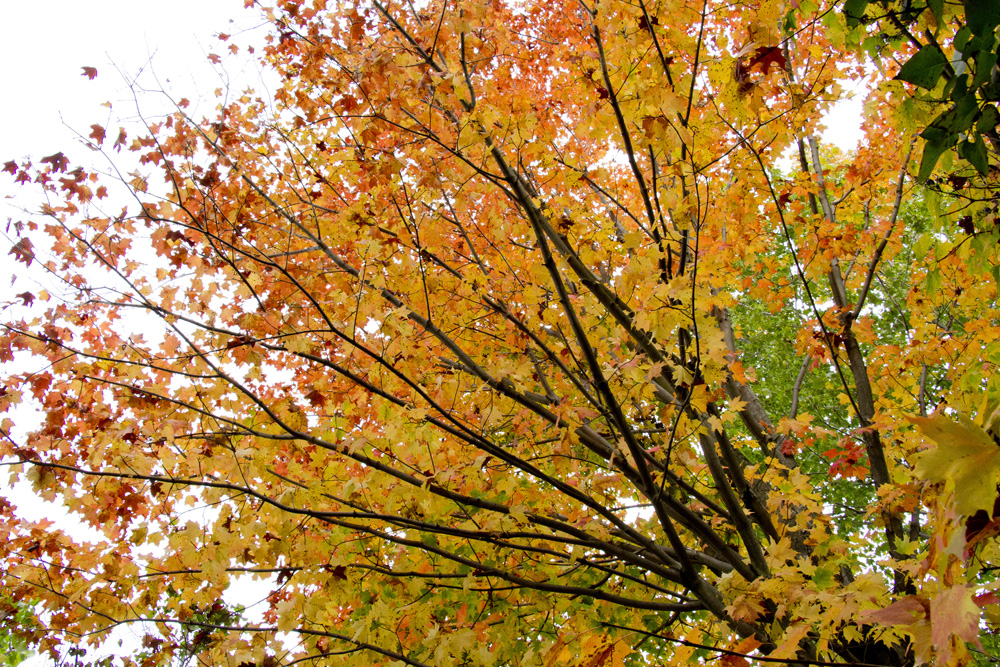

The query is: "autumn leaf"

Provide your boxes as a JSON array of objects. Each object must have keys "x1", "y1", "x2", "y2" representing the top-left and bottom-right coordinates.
[
  {"x1": 81, "y1": 66, "x2": 97, "y2": 80},
  {"x1": 89, "y1": 124, "x2": 106, "y2": 145},
  {"x1": 747, "y1": 45, "x2": 787, "y2": 76},
  {"x1": 932, "y1": 586, "x2": 981, "y2": 664},
  {"x1": 4, "y1": 0, "x2": 1000, "y2": 665},
  {"x1": 8, "y1": 238, "x2": 34, "y2": 266},
  {"x1": 40, "y1": 152, "x2": 69, "y2": 172},
  {"x1": 909, "y1": 410, "x2": 1000, "y2": 515},
  {"x1": 863, "y1": 595, "x2": 929, "y2": 626}
]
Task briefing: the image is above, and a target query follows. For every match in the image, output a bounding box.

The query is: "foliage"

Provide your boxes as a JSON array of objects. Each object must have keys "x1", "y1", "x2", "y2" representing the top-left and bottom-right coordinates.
[
  {"x1": 0, "y1": 597, "x2": 35, "y2": 666},
  {"x1": 844, "y1": 0, "x2": 1000, "y2": 179},
  {"x1": 3, "y1": 0, "x2": 1000, "y2": 665}
]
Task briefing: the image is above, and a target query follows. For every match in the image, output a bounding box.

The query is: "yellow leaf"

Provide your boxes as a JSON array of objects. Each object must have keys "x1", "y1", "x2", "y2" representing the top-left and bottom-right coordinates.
[{"x1": 909, "y1": 411, "x2": 1000, "y2": 515}]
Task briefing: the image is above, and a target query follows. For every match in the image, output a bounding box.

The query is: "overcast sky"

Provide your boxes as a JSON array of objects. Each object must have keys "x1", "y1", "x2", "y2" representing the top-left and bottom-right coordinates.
[{"x1": 0, "y1": 1, "x2": 269, "y2": 161}]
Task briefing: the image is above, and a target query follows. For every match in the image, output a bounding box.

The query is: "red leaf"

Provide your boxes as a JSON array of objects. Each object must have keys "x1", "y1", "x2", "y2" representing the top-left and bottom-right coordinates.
[
  {"x1": 862, "y1": 595, "x2": 929, "y2": 626},
  {"x1": 637, "y1": 14, "x2": 660, "y2": 31},
  {"x1": 3, "y1": 160, "x2": 17, "y2": 175},
  {"x1": 226, "y1": 335, "x2": 253, "y2": 349},
  {"x1": 974, "y1": 591, "x2": 1000, "y2": 608},
  {"x1": 748, "y1": 46, "x2": 787, "y2": 76},
  {"x1": 81, "y1": 66, "x2": 98, "y2": 80},
  {"x1": 15, "y1": 292, "x2": 34, "y2": 307},
  {"x1": 208, "y1": 53, "x2": 222, "y2": 64}
]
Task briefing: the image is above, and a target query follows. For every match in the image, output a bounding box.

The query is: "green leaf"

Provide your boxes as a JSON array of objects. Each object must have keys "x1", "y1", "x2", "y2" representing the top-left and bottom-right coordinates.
[
  {"x1": 948, "y1": 73, "x2": 969, "y2": 101},
  {"x1": 926, "y1": 0, "x2": 944, "y2": 22},
  {"x1": 978, "y1": 104, "x2": 1000, "y2": 133},
  {"x1": 918, "y1": 139, "x2": 950, "y2": 180},
  {"x1": 954, "y1": 92, "x2": 982, "y2": 132},
  {"x1": 920, "y1": 125, "x2": 950, "y2": 142},
  {"x1": 895, "y1": 44, "x2": 949, "y2": 89},
  {"x1": 955, "y1": 26, "x2": 973, "y2": 54},
  {"x1": 925, "y1": 266, "x2": 943, "y2": 294},
  {"x1": 959, "y1": 134, "x2": 989, "y2": 175},
  {"x1": 972, "y1": 49, "x2": 998, "y2": 88},
  {"x1": 843, "y1": 0, "x2": 869, "y2": 26},
  {"x1": 812, "y1": 564, "x2": 836, "y2": 590},
  {"x1": 965, "y1": 0, "x2": 1000, "y2": 36}
]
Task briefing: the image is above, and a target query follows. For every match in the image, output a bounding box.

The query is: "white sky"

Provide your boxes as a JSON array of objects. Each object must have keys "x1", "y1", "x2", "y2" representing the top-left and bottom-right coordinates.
[{"x1": 0, "y1": 1, "x2": 269, "y2": 161}]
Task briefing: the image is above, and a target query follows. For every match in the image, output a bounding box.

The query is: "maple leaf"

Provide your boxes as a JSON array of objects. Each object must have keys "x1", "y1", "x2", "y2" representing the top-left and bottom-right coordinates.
[
  {"x1": 89, "y1": 124, "x2": 106, "y2": 145},
  {"x1": 81, "y1": 66, "x2": 97, "y2": 80},
  {"x1": 637, "y1": 14, "x2": 659, "y2": 31},
  {"x1": 40, "y1": 152, "x2": 69, "y2": 172},
  {"x1": 305, "y1": 389, "x2": 326, "y2": 407},
  {"x1": 8, "y1": 238, "x2": 34, "y2": 266},
  {"x1": 5, "y1": 1, "x2": 999, "y2": 665},
  {"x1": 747, "y1": 46, "x2": 787, "y2": 76},
  {"x1": 863, "y1": 595, "x2": 929, "y2": 626},
  {"x1": 2, "y1": 160, "x2": 17, "y2": 175},
  {"x1": 909, "y1": 410, "x2": 1000, "y2": 515}
]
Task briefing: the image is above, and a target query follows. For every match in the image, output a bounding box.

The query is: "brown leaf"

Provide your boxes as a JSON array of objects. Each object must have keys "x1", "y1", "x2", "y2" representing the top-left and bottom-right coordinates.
[
  {"x1": 40, "y1": 152, "x2": 69, "y2": 172},
  {"x1": 9, "y1": 238, "x2": 34, "y2": 266},
  {"x1": 81, "y1": 66, "x2": 98, "y2": 80},
  {"x1": 305, "y1": 389, "x2": 326, "y2": 407},
  {"x1": 89, "y1": 124, "x2": 106, "y2": 145}
]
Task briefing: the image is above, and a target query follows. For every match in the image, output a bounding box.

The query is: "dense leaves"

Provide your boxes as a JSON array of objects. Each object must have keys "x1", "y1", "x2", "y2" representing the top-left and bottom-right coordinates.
[
  {"x1": 3, "y1": 0, "x2": 1000, "y2": 665},
  {"x1": 844, "y1": 0, "x2": 1000, "y2": 181}
]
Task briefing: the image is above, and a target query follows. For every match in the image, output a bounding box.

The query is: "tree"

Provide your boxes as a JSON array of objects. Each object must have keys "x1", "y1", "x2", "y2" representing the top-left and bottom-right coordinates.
[
  {"x1": 843, "y1": 0, "x2": 1000, "y2": 248},
  {"x1": 2, "y1": 0, "x2": 1000, "y2": 665},
  {"x1": 0, "y1": 596, "x2": 34, "y2": 666}
]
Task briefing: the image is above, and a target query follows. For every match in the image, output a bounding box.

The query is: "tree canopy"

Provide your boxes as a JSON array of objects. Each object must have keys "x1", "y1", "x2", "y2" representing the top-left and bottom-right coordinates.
[{"x1": 3, "y1": 0, "x2": 1000, "y2": 665}]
